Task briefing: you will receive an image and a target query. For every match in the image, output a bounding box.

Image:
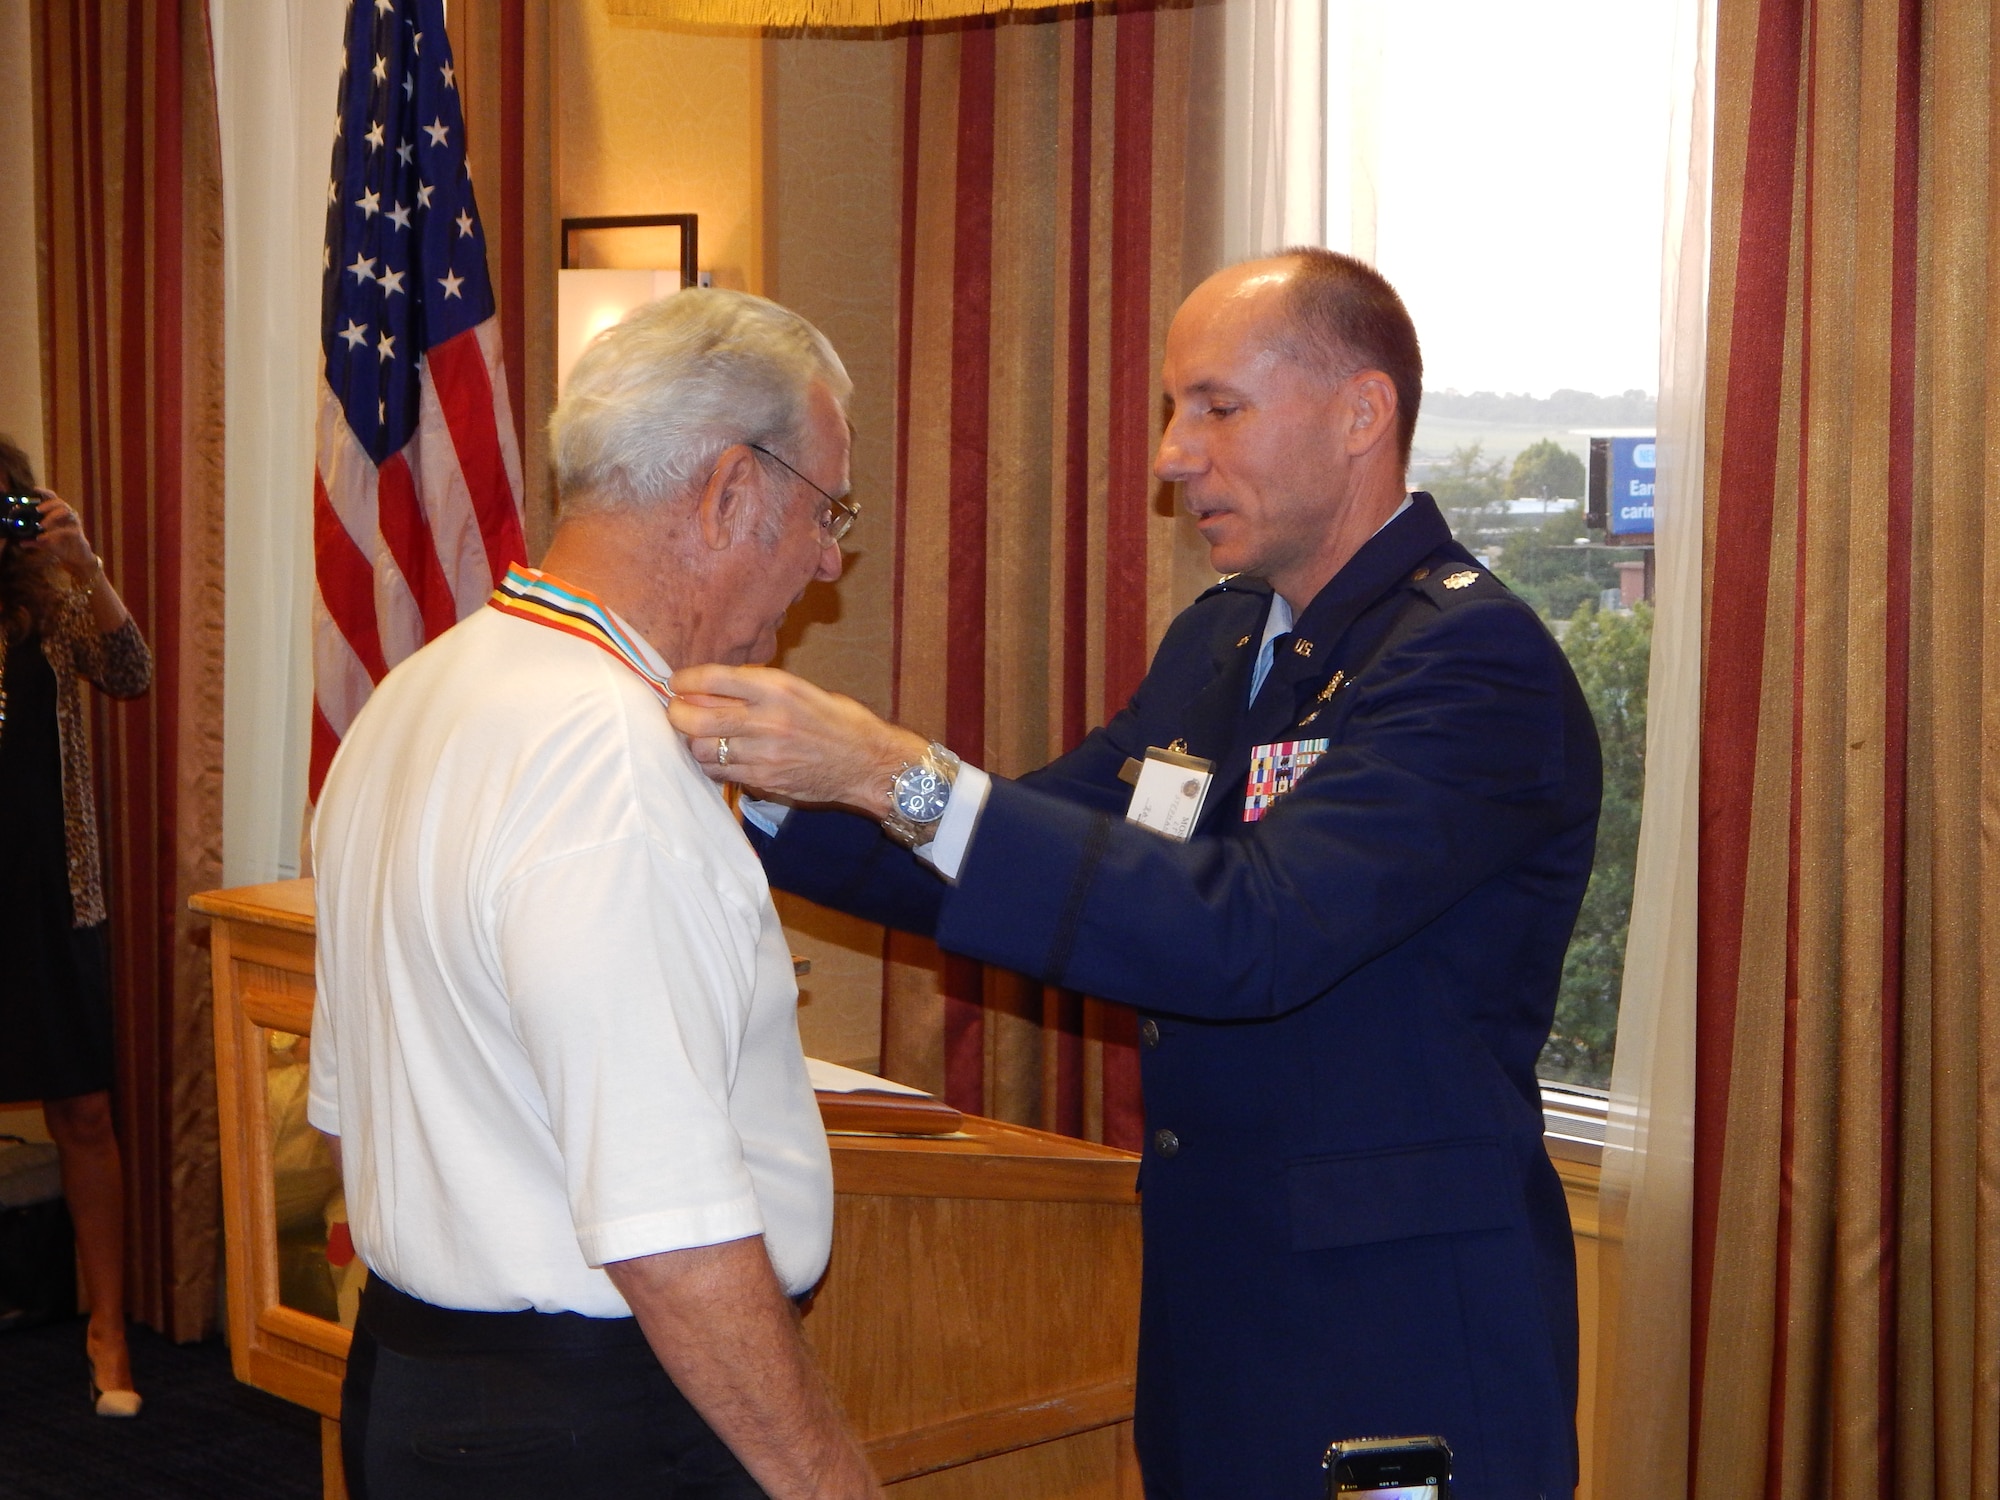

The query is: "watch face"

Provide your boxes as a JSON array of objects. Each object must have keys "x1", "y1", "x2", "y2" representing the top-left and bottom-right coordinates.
[{"x1": 895, "y1": 766, "x2": 949, "y2": 822}]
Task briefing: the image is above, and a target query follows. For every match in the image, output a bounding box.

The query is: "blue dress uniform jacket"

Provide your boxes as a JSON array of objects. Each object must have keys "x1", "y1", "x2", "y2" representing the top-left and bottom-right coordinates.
[{"x1": 756, "y1": 494, "x2": 1601, "y2": 1499}]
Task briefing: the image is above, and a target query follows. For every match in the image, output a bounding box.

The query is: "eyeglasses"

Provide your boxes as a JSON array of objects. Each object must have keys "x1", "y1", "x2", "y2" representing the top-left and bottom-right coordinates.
[{"x1": 747, "y1": 443, "x2": 860, "y2": 544}]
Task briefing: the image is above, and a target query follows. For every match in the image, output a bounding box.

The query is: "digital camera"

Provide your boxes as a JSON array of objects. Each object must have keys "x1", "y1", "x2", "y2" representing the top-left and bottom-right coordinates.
[{"x1": 0, "y1": 494, "x2": 42, "y2": 541}]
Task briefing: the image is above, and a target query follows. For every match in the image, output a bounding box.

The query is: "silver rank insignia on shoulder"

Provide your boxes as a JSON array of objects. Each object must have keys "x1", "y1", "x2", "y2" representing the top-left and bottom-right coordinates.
[{"x1": 1443, "y1": 569, "x2": 1479, "y2": 590}]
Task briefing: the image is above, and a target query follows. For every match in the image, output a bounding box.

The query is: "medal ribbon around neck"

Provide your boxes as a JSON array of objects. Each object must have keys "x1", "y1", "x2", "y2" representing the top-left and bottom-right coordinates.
[{"x1": 487, "y1": 564, "x2": 675, "y2": 707}]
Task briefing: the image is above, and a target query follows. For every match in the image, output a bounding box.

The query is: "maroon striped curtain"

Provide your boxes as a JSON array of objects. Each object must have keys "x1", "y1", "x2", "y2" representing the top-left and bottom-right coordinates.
[
  {"x1": 881, "y1": 4, "x2": 1216, "y2": 1148},
  {"x1": 33, "y1": 0, "x2": 226, "y2": 1341},
  {"x1": 1684, "y1": 0, "x2": 2000, "y2": 1492}
]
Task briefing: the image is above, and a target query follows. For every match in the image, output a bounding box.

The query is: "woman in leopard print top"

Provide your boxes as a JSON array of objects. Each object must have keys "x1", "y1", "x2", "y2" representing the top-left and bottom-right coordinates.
[{"x1": 0, "y1": 435, "x2": 151, "y2": 1416}]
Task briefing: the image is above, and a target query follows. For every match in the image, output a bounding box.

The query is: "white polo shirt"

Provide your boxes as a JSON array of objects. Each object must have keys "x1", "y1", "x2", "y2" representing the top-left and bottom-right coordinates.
[{"x1": 308, "y1": 605, "x2": 832, "y2": 1316}]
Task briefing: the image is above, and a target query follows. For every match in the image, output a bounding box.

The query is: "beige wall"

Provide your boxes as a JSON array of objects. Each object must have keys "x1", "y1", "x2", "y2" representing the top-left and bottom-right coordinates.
[
  {"x1": 557, "y1": 3, "x2": 766, "y2": 290},
  {"x1": 0, "y1": 0, "x2": 46, "y2": 478}
]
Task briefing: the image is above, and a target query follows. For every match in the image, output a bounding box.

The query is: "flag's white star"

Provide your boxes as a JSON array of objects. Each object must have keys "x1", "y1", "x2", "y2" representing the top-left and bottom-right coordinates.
[
  {"x1": 379, "y1": 266, "x2": 406, "y2": 296},
  {"x1": 339, "y1": 319, "x2": 369, "y2": 350},
  {"x1": 378, "y1": 398, "x2": 386, "y2": 423},
  {"x1": 348, "y1": 253, "x2": 378, "y2": 283},
  {"x1": 396, "y1": 139, "x2": 414, "y2": 166},
  {"x1": 441, "y1": 61, "x2": 455, "y2": 90},
  {"x1": 416, "y1": 181, "x2": 435, "y2": 209},
  {"x1": 377, "y1": 331, "x2": 396, "y2": 362},
  {"x1": 403, "y1": 72, "x2": 414, "y2": 99},
  {"x1": 323, "y1": 245, "x2": 331, "y2": 269},
  {"x1": 438, "y1": 269, "x2": 464, "y2": 299},
  {"x1": 454, "y1": 208, "x2": 475, "y2": 238},
  {"x1": 375, "y1": 0, "x2": 393, "y2": 14},
  {"x1": 424, "y1": 117, "x2": 450, "y2": 148},
  {"x1": 356, "y1": 187, "x2": 381, "y2": 218},
  {"x1": 412, "y1": 30, "x2": 422, "y2": 53},
  {"x1": 364, "y1": 119, "x2": 385, "y2": 151},
  {"x1": 387, "y1": 202, "x2": 411, "y2": 231},
  {"x1": 374, "y1": 53, "x2": 390, "y2": 84},
  {"x1": 327, "y1": 178, "x2": 339, "y2": 205},
  {"x1": 334, "y1": 111, "x2": 343, "y2": 137}
]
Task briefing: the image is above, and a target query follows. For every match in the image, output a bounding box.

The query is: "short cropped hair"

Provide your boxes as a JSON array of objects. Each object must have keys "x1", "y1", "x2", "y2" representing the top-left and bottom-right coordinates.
[
  {"x1": 1270, "y1": 247, "x2": 1423, "y2": 463},
  {"x1": 550, "y1": 289, "x2": 852, "y2": 517}
]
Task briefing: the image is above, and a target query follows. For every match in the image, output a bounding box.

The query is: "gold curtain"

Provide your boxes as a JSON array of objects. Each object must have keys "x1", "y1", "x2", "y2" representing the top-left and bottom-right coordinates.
[
  {"x1": 32, "y1": 0, "x2": 226, "y2": 1341},
  {"x1": 879, "y1": 4, "x2": 1218, "y2": 1145},
  {"x1": 1689, "y1": 0, "x2": 2000, "y2": 1491}
]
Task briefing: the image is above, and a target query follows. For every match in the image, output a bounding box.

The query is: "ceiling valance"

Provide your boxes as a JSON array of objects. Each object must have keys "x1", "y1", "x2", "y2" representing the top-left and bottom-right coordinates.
[{"x1": 609, "y1": 0, "x2": 1056, "y2": 30}]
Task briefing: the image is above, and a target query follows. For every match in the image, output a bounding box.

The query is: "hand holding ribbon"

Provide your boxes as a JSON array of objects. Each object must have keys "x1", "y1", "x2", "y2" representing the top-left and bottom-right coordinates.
[{"x1": 666, "y1": 664, "x2": 929, "y2": 818}]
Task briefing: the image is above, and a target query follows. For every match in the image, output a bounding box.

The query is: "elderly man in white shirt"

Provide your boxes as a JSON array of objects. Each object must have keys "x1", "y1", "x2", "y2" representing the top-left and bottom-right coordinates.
[{"x1": 309, "y1": 291, "x2": 879, "y2": 1500}]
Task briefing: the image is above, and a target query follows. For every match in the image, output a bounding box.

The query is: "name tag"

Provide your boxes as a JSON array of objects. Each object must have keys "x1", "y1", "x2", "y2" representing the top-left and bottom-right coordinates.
[
  {"x1": 1124, "y1": 746, "x2": 1214, "y2": 842},
  {"x1": 1244, "y1": 738, "x2": 1329, "y2": 822}
]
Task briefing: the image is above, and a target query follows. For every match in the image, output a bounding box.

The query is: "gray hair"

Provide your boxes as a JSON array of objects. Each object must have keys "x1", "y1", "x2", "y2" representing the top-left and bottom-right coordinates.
[{"x1": 549, "y1": 289, "x2": 852, "y2": 517}]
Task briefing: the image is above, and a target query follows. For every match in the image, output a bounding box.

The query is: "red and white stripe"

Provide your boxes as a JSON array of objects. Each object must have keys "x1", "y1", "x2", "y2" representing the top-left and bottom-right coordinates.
[{"x1": 310, "y1": 320, "x2": 524, "y2": 798}]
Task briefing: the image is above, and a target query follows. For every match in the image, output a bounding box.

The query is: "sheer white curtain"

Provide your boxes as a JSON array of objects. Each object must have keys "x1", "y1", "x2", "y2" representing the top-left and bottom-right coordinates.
[
  {"x1": 1223, "y1": 0, "x2": 1326, "y2": 259},
  {"x1": 209, "y1": 0, "x2": 345, "y2": 884},
  {"x1": 1223, "y1": 0, "x2": 1391, "y2": 264},
  {"x1": 1590, "y1": 0, "x2": 1713, "y2": 1490}
]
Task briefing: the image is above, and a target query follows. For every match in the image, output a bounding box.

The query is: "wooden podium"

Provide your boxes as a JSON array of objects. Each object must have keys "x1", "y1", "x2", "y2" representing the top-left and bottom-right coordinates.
[{"x1": 192, "y1": 880, "x2": 1143, "y2": 1499}]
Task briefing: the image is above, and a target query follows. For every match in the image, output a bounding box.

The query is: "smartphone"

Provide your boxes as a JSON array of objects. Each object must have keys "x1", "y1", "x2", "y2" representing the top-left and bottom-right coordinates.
[{"x1": 1322, "y1": 1435, "x2": 1453, "y2": 1500}]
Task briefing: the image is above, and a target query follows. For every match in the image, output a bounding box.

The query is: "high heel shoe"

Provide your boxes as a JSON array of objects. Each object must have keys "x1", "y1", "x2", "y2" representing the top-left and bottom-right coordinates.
[
  {"x1": 89, "y1": 1375, "x2": 143, "y2": 1418},
  {"x1": 86, "y1": 1327, "x2": 142, "y2": 1417}
]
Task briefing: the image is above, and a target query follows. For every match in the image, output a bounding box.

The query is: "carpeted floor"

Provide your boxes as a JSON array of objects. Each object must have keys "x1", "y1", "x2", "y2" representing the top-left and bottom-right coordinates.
[{"x1": 0, "y1": 1315, "x2": 322, "y2": 1499}]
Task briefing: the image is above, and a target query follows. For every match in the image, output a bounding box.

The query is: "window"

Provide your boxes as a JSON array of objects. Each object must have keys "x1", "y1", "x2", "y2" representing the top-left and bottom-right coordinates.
[{"x1": 1336, "y1": 0, "x2": 1677, "y2": 1093}]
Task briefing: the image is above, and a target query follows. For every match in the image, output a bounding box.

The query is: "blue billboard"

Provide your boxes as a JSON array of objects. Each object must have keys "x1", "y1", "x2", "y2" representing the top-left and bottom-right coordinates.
[{"x1": 1608, "y1": 437, "x2": 1656, "y2": 536}]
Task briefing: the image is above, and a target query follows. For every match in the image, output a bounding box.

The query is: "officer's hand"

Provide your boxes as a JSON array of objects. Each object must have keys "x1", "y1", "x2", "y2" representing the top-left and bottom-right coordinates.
[{"x1": 667, "y1": 663, "x2": 929, "y2": 819}]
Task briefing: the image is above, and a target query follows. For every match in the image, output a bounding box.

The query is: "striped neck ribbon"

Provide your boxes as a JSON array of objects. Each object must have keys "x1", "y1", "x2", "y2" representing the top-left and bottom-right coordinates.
[{"x1": 487, "y1": 564, "x2": 675, "y2": 706}]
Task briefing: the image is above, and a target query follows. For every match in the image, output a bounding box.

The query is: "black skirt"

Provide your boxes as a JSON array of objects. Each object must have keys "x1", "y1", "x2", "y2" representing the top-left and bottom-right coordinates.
[{"x1": 0, "y1": 634, "x2": 114, "y2": 1103}]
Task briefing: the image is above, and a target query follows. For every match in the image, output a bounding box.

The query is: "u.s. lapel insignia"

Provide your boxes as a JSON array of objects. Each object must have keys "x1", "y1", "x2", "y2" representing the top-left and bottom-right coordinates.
[
  {"x1": 1236, "y1": 634, "x2": 1251, "y2": 648},
  {"x1": 1292, "y1": 638, "x2": 1314, "y2": 658},
  {"x1": 1443, "y1": 569, "x2": 1479, "y2": 590},
  {"x1": 1317, "y1": 670, "x2": 1346, "y2": 702}
]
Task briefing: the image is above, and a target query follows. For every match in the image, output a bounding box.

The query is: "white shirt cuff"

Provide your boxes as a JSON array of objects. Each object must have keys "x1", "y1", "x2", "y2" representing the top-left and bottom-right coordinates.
[
  {"x1": 913, "y1": 762, "x2": 990, "y2": 882},
  {"x1": 740, "y1": 797, "x2": 790, "y2": 837}
]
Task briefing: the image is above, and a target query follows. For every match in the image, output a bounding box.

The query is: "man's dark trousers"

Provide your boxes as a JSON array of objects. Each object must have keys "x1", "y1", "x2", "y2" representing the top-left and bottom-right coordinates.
[
  {"x1": 756, "y1": 494, "x2": 1603, "y2": 1499},
  {"x1": 341, "y1": 1276, "x2": 767, "y2": 1499}
]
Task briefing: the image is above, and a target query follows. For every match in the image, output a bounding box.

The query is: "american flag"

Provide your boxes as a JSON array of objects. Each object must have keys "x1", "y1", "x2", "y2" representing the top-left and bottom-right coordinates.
[{"x1": 311, "y1": 0, "x2": 526, "y2": 799}]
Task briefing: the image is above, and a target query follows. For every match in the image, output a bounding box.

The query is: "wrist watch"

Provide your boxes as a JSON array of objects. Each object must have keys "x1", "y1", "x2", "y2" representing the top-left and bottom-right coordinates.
[{"x1": 882, "y1": 742, "x2": 961, "y2": 849}]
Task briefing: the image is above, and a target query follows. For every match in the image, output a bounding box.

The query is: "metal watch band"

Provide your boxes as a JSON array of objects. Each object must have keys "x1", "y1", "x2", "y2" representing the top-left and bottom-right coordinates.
[{"x1": 882, "y1": 741, "x2": 961, "y2": 849}]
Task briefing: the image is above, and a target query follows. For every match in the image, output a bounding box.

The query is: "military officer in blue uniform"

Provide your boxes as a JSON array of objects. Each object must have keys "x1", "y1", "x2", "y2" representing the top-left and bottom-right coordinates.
[{"x1": 669, "y1": 249, "x2": 1601, "y2": 1499}]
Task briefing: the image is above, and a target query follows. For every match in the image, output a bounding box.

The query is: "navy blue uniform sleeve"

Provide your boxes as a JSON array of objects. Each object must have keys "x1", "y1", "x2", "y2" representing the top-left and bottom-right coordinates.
[
  {"x1": 752, "y1": 806, "x2": 949, "y2": 936},
  {"x1": 755, "y1": 587, "x2": 1258, "y2": 930},
  {"x1": 934, "y1": 599, "x2": 1592, "y2": 1021},
  {"x1": 751, "y1": 712, "x2": 1141, "y2": 933}
]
